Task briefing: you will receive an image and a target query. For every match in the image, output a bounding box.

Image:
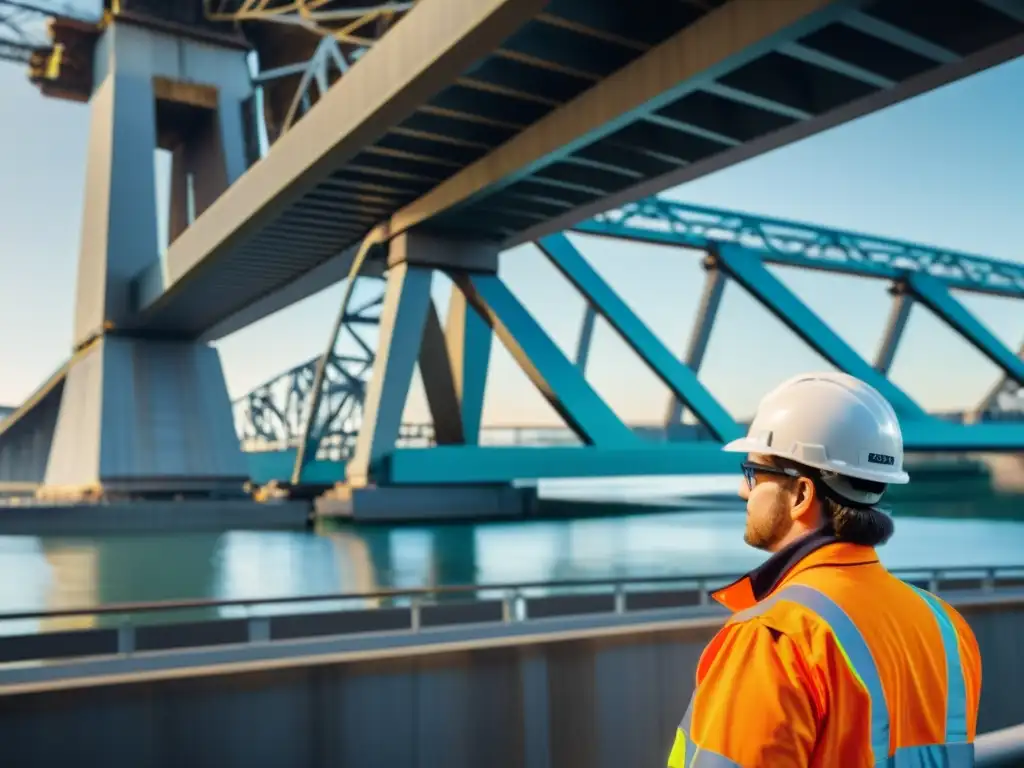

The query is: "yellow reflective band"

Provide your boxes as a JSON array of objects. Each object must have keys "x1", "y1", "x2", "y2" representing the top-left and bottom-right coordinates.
[{"x1": 667, "y1": 727, "x2": 688, "y2": 768}]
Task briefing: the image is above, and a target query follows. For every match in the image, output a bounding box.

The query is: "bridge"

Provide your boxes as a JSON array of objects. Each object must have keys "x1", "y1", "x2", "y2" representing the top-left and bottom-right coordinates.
[
  {"x1": 0, "y1": 1, "x2": 1023, "y2": 763},
  {"x1": 231, "y1": 196, "x2": 1024, "y2": 490},
  {"x1": 0, "y1": 0, "x2": 1021, "y2": 515},
  {"x1": 0, "y1": 564, "x2": 1022, "y2": 765}
]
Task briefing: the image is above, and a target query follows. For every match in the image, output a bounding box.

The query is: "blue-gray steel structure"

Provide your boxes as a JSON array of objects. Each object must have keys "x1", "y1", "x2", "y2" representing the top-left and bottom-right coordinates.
[
  {"x1": 0, "y1": 2, "x2": 51, "y2": 66},
  {"x1": 1, "y1": 0, "x2": 1023, "y2": 501},
  {"x1": 232, "y1": 197, "x2": 1024, "y2": 489},
  {"x1": 127, "y1": 0, "x2": 1024, "y2": 339}
]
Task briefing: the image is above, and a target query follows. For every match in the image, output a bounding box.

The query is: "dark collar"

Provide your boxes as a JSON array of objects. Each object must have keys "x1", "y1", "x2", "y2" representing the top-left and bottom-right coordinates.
[
  {"x1": 710, "y1": 528, "x2": 844, "y2": 612},
  {"x1": 746, "y1": 528, "x2": 840, "y2": 601}
]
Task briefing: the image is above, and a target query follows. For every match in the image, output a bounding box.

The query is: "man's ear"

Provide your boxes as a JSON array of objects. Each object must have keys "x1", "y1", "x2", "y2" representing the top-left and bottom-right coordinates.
[{"x1": 790, "y1": 477, "x2": 818, "y2": 522}]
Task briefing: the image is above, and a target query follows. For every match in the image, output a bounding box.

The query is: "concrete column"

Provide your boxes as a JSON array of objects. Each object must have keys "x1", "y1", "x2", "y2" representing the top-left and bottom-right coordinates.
[
  {"x1": 43, "y1": 337, "x2": 247, "y2": 498},
  {"x1": 345, "y1": 231, "x2": 497, "y2": 486},
  {"x1": 42, "y1": 20, "x2": 252, "y2": 498}
]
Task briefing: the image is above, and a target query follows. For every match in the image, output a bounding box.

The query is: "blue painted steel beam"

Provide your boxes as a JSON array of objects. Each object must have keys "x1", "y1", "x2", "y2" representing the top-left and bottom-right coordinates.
[
  {"x1": 901, "y1": 420, "x2": 1024, "y2": 453},
  {"x1": 575, "y1": 305, "x2": 597, "y2": 373},
  {"x1": 573, "y1": 198, "x2": 1024, "y2": 299},
  {"x1": 393, "y1": 0, "x2": 866, "y2": 236},
  {"x1": 777, "y1": 41, "x2": 895, "y2": 89},
  {"x1": 445, "y1": 288, "x2": 492, "y2": 445},
  {"x1": 537, "y1": 233, "x2": 742, "y2": 443},
  {"x1": 347, "y1": 263, "x2": 435, "y2": 485},
  {"x1": 977, "y1": 0, "x2": 1024, "y2": 23},
  {"x1": 376, "y1": 420, "x2": 1024, "y2": 484},
  {"x1": 715, "y1": 244, "x2": 928, "y2": 419},
  {"x1": 907, "y1": 273, "x2": 1024, "y2": 385},
  {"x1": 840, "y1": 11, "x2": 959, "y2": 64},
  {"x1": 249, "y1": 450, "x2": 344, "y2": 486},
  {"x1": 451, "y1": 273, "x2": 639, "y2": 447}
]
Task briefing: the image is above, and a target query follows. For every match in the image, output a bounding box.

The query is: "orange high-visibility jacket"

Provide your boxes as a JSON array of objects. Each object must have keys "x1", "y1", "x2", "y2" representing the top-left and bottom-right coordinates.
[{"x1": 668, "y1": 535, "x2": 982, "y2": 767}]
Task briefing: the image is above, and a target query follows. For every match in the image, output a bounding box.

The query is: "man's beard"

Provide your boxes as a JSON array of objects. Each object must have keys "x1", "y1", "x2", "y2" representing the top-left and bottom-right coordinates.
[{"x1": 744, "y1": 501, "x2": 793, "y2": 551}]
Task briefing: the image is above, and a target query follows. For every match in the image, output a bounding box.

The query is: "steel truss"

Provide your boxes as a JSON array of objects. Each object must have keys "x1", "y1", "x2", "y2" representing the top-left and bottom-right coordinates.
[
  {"x1": 204, "y1": 1, "x2": 415, "y2": 146},
  {"x1": 574, "y1": 199, "x2": 1024, "y2": 425},
  {"x1": 233, "y1": 197, "x2": 1024, "y2": 486},
  {"x1": 232, "y1": 278, "x2": 383, "y2": 460}
]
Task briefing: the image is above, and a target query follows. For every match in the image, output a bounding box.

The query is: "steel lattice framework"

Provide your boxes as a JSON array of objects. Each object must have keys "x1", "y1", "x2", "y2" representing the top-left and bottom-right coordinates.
[
  {"x1": 204, "y1": 0, "x2": 415, "y2": 146},
  {"x1": 233, "y1": 197, "x2": 1024, "y2": 470},
  {"x1": 233, "y1": 278, "x2": 383, "y2": 459},
  {"x1": 0, "y1": 0, "x2": 83, "y2": 67},
  {"x1": 577, "y1": 199, "x2": 1024, "y2": 299},
  {"x1": 976, "y1": 360, "x2": 1024, "y2": 421}
]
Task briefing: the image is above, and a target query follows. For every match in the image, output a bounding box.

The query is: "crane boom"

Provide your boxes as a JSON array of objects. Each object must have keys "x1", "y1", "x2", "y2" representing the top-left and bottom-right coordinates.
[
  {"x1": 0, "y1": 0, "x2": 102, "y2": 101},
  {"x1": 0, "y1": 0, "x2": 98, "y2": 86},
  {"x1": 1, "y1": 0, "x2": 413, "y2": 129}
]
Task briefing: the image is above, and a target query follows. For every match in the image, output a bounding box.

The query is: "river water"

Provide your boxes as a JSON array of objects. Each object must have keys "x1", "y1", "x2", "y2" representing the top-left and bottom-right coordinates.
[{"x1": 1, "y1": 481, "x2": 1022, "y2": 624}]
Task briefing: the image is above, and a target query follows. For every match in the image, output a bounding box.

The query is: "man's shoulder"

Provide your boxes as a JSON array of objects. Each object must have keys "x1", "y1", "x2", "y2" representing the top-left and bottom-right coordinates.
[
  {"x1": 722, "y1": 571, "x2": 927, "y2": 642},
  {"x1": 928, "y1": 591, "x2": 981, "y2": 658}
]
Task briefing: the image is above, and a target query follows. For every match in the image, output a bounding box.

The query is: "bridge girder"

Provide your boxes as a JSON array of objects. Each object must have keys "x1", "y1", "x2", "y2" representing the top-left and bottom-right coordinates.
[{"x1": 231, "y1": 196, "x2": 1024, "y2": 486}]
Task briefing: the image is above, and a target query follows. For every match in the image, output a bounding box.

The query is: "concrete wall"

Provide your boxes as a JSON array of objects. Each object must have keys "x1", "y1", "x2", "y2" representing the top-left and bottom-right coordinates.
[
  {"x1": 0, "y1": 595, "x2": 1020, "y2": 767},
  {"x1": 0, "y1": 382, "x2": 61, "y2": 484}
]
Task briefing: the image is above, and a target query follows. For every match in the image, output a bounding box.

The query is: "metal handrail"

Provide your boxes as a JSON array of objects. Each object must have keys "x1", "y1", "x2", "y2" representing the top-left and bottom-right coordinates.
[
  {"x1": 977, "y1": 724, "x2": 1024, "y2": 767},
  {"x1": 0, "y1": 563, "x2": 1020, "y2": 623}
]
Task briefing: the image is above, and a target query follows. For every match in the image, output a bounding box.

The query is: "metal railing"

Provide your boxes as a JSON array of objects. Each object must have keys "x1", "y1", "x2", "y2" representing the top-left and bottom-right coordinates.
[
  {"x1": 977, "y1": 724, "x2": 1024, "y2": 767},
  {"x1": 2, "y1": 564, "x2": 1024, "y2": 666}
]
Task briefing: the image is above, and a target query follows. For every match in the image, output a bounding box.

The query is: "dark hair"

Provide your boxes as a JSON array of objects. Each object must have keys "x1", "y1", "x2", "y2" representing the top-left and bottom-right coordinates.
[{"x1": 768, "y1": 457, "x2": 895, "y2": 547}]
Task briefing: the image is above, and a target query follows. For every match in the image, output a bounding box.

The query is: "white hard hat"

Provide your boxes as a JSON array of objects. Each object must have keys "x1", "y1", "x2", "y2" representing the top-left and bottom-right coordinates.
[{"x1": 723, "y1": 372, "x2": 909, "y2": 505}]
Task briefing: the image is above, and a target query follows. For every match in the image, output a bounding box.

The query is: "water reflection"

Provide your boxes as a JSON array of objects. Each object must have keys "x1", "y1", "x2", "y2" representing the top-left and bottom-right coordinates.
[{"x1": 0, "y1": 494, "x2": 1020, "y2": 628}]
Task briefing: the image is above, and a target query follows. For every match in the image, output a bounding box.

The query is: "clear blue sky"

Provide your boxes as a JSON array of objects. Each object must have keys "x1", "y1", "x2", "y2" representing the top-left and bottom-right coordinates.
[{"x1": 0, "y1": 46, "x2": 1021, "y2": 428}]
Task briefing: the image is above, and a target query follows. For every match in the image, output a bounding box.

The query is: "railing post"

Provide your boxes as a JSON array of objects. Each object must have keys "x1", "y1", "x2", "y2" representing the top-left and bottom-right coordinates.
[
  {"x1": 245, "y1": 604, "x2": 271, "y2": 643},
  {"x1": 697, "y1": 580, "x2": 709, "y2": 606},
  {"x1": 983, "y1": 568, "x2": 996, "y2": 592},
  {"x1": 613, "y1": 584, "x2": 626, "y2": 614},
  {"x1": 116, "y1": 618, "x2": 135, "y2": 656},
  {"x1": 410, "y1": 598, "x2": 421, "y2": 632}
]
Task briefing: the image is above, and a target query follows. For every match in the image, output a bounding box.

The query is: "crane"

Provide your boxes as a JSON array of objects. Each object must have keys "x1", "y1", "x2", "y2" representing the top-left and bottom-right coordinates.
[{"x1": 0, "y1": 1, "x2": 100, "y2": 99}]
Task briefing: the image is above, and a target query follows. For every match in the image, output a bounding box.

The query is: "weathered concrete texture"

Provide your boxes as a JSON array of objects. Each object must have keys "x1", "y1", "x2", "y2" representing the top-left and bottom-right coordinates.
[
  {"x1": 43, "y1": 338, "x2": 249, "y2": 499},
  {"x1": 0, "y1": 499, "x2": 310, "y2": 535},
  {"x1": 38, "y1": 17, "x2": 253, "y2": 501}
]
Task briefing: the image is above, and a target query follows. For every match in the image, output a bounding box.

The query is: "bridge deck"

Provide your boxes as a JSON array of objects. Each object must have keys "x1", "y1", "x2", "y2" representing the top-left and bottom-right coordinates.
[{"x1": 135, "y1": 0, "x2": 1024, "y2": 339}]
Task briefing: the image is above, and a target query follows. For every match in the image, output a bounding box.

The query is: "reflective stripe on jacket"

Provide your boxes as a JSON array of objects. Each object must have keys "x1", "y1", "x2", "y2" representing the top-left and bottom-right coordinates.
[{"x1": 667, "y1": 539, "x2": 982, "y2": 767}]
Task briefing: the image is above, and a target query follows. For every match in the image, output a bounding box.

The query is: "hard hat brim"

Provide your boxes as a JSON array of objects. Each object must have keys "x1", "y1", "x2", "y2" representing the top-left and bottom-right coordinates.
[
  {"x1": 720, "y1": 436, "x2": 910, "y2": 484},
  {"x1": 721, "y1": 436, "x2": 768, "y2": 454}
]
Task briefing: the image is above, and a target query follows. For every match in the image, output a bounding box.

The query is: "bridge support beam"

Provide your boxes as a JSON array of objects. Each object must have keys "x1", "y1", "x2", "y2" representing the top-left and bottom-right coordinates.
[
  {"x1": 538, "y1": 235, "x2": 739, "y2": 443},
  {"x1": 42, "y1": 337, "x2": 247, "y2": 499},
  {"x1": 318, "y1": 232, "x2": 521, "y2": 519},
  {"x1": 346, "y1": 259, "x2": 436, "y2": 487},
  {"x1": 317, "y1": 233, "x2": 748, "y2": 520},
  {"x1": 907, "y1": 274, "x2": 1024, "y2": 385},
  {"x1": 874, "y1": 284, "x2": 914, "y2": 375},
  {"x1": 665, "y1": 257, "x2": 727, "y2": 438},
  {"x1": 444, "y1": 286, "x2": 493, "y2": 446},
  {"x1": 714, "y1": 244, "x2": 929, "y2": 420},
  {"x1": 39, "y1": 18, "x2": 252, "y2": 499}
]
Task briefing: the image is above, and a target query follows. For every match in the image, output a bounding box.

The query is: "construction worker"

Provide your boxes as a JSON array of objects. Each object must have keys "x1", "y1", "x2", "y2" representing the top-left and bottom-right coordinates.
[{"x1": 668, "y1": 372, "x2": 982, "y2": 767}]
